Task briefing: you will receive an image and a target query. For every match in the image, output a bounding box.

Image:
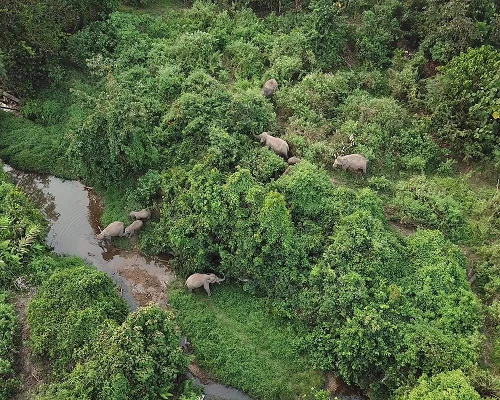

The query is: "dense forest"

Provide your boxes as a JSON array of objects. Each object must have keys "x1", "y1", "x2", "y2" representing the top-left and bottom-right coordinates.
[{"x1": 0, "y1": 0, "x2": 499, "y2": 399}]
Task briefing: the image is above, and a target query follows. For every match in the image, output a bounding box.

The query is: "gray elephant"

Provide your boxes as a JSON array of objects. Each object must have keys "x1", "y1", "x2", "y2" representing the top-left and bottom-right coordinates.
[
  {"x1": 130, "y1": 209, "x2": 151, "y2": 220},
  {"x1": 262, "y1": 79, "x2": 278, "y2": 97},
  {"x1": 333, "y1": 154, "x2": 367, "y2": 174},
  {"x1": 96, "y1": 221, "x2": 124, "y2": 241},
  {"x1": 124, "y1": 220, "x2": 143, "y2": 237},
  {"x1": 287, "y1": 156, "x2": 301, "y2": 165},
  {"x1": 185, "y1": 273, "x2": 226, "y2": 296},
  {"x1": 256, "y1": 132, "x2": 289, "y2": 159}
]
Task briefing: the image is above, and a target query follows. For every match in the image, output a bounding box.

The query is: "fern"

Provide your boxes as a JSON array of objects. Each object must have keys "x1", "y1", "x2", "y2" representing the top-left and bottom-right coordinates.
[{"x1": 17, "y1": 224, "x2": 42, "y2": 257}]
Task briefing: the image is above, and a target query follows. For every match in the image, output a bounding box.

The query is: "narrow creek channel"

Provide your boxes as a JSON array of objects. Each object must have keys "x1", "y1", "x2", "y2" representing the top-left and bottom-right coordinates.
[{"x1": 3, "y1": 162, "x2": 366, "y2": 400}]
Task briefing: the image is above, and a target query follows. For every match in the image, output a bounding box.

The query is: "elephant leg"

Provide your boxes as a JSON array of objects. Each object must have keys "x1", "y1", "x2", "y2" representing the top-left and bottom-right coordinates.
[{"x1": 203, "y1": 281, "x2": 211, "y2": 296}]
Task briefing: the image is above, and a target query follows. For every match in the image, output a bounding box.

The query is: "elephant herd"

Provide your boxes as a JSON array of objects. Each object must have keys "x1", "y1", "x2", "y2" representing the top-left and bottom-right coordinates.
[
  {"x1": 258, "y1": 79, "x2": 368, "y2": 175},
  {"x1": 96, "y1": 208, "x2": 150, "y2": 241},
  {"x1": 97, "y1": 79, "x2": 368, "y2": 297}
]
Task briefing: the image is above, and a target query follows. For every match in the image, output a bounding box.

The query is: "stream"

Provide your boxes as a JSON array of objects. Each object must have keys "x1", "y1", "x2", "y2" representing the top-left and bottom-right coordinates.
[{"x1": 3, "y1": 162, "x2": 365, "y2": 400}]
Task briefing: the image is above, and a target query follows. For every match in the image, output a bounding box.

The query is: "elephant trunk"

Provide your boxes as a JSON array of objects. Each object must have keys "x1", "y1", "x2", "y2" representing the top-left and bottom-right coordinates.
[{"x1": 216, "y1": 273, "x2": 226, "y2": 283}]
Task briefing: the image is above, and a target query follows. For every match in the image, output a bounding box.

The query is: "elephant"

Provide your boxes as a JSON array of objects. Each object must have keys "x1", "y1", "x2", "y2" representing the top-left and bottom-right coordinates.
[
  {"x1": 124, "y1": 220, "x2": 143, "y2": 237},
  {"x1": 262, "y1": 79, "x2": 278, "y2": 97},
  {"x1": 287, "y1": 156, "x2": 301, "y2": 165},
  {"x1": 96, "y1": 221, "x2": 124, "y2": 241},
  {"x1": 255, "y1": 132, "x2": 289, "y2": 159},
  {"x1": 333, "y1": 154, "x2": 367, "y2": 174},
  {"x1": 185, "y1": 273, "x2": 226, "y2": 296},
  {"x1": 129, "y1": 209, "x2": 151, "y2": 220}
]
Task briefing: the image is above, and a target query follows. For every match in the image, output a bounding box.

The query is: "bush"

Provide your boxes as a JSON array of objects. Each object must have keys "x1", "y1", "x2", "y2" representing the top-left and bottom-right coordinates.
[
  {"x1": 426, "y1": 46, "x2": 500, "y2": 162},
  {"x1": 299, "y1": 225, "x2": 481, "y2": 397},
  {"x1": 388, "y1": 176, "x2": 472, "y2": 242},
  {"x1": 0, "y1": 0, "x2": 118, "y2": 91},
  {"x1": 39, "y1": 306, "x2": 190, "y2": 400},
  {"x1": 396, "y1": 370, "x2": 481, "y2": 400},
  {"x1": 337, "y1": 91, "x2": 441, "y2": 172},
  {"x1": 0, "y1": 173, "x2": 46, "y2": 287},
  {"x1": 0, "y1": 292, "x2": 18, "y2": 400},
  {"x1": 70, "y1": 76, "x2": 160, "y2": 187},
  {"x1": 28, "y1": 267, "x2": 128, "y2": 375},
  {"x1": 240, "y1": 147, "x2": 287, "y2": 182}
]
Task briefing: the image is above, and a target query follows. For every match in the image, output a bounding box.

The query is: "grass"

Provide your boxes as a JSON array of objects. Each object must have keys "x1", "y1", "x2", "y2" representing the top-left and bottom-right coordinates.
[{"x1": 169, "y1": 284, "x2": 323, "y2": 400}]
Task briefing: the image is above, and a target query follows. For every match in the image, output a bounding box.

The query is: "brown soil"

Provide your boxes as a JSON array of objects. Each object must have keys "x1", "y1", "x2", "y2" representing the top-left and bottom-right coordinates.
[
  {"x1": 188, "y1": 363, "x2": 214, "y2": 385},
  {"x1": 325, "y1": 372, "x2": 367, "y2": 398},
  {"x1": 12, "y1": 292, "x2": 45, "y2": 400},
  {"x1": 388, "y1": 220, "x2": 416, "y2": 236},
  {"x1": 118, "y1": 266, "x2": 167, "y2": 307}
]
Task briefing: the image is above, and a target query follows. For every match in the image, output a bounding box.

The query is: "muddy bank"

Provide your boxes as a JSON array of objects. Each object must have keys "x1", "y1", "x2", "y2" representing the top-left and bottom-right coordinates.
[{"x1": 3, "y1": 163, "x2": 174, "y2": 309}]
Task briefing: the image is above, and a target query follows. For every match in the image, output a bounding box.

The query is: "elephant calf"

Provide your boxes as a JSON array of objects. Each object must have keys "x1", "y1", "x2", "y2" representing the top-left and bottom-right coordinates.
[
  {"x1": 97, "y1": 221, "x2": 124, "y2": 241},
  {"x1": 185, "y1": 273, "x2": 225, "y2": 296},
  {"x1": 287, "y1": 156, "x2": 301, "y2": 165},
  {"x1": 333, "y1": 154, "x2": 367, "y2": 174},
  {"x1": 124, "y1": 220, "x2": 143, "y2": 237},
  {"x1": 130, "y1": 209, "x2": 151, "y2": 220},
  {"x1": 262, "y1": 79, "x2": 278, "y2": 97},
  {"x1": 256, "y1": 132, "x2": 289, "y2": 159}
]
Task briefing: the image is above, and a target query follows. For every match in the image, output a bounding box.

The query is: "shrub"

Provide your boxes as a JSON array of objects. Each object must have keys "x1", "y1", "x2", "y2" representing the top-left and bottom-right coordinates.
[
  {"x1": 70, "y1": 76, "x2": 160, "y2": 187},
  {"x1": 416, "y1": 0, "x2": 496, "y2": 63},
  {"x1": 299, "y1": 225, "x2": 481, "y2": 397},
  {"x1": 0, "y1": 0, "x2": 118, "y2": 91},
  {"x1": 426, "y1": 45, "x2": 500, "y2": 162},
  {"x1": 0, "y1": 174, "x2": 46, "y2": 287},
  {"x1": 337, "y1": 91, "x2": 441, "y2": 172},
  {"x1": 28, "y1": 267, "x2": 128, "y2": 375},
  {"x1": 39, "y1": 306, "x2": 189, "y2": 400},
  {"x1": 240, "y1": 147, "x2": 287, "y2": 182},
  {"x1": 0, "y1": 292, "x2": 18, "y2": 400},
  {"x1": 396, "y1": 370, "x2": 481, "y2": 400},
  {"x1": 387, "y1": 176, "x2": 472, "y2": 242}
]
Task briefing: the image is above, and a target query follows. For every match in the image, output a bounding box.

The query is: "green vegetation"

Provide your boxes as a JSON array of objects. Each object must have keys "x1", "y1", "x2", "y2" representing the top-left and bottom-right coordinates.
[
  {"x1": 0, "y1": 292, "x2": 18, "y2": 400},
  {"x1": 170, "y1": 285, "x2": 323, "y2": 400},
  {"x1": 28, "y1": 267, "x2": 129, "y2": 376},
  {"x1": 396, "y1": 370, "x2": 481, "y2": 400},
  {"x1": 0, "y1": 0, "x2": 499, "y2": 398},
  {"x1": 0, "y1": 170, "x2": 46, "y2": 286},
  {"x1": 38, "y1": 305, "x2": 192, "y2": 400}
]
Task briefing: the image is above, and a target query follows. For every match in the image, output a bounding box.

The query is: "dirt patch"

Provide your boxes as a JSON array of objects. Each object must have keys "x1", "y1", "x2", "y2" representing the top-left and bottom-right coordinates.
[
  {"x1": 12, "y1": 292, "x2": 45, "y2": 400},
  {"x1": 388, "y1": 220, "x2": 416, "y2": 236},
  {"x1": 118, "y1": 266, "x2": 168, "y2": 307},
  {"x1": 325, "y1": 372, "x2": 367, "y2": 399},
  {"x1": 188, "y1": 363, "x2": 214, "y2": 385}
]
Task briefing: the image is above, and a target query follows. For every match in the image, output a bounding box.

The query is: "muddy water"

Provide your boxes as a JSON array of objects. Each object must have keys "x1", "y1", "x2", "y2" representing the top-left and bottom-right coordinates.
[{"x1": 3, "y1": 164, "x2": 174, "y2": 310}]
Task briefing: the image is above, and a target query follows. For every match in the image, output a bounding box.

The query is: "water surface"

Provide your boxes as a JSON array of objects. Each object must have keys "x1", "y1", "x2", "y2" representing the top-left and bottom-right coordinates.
[{"x1": 4, "y1": 164, "x2": 174, "y2": 309}]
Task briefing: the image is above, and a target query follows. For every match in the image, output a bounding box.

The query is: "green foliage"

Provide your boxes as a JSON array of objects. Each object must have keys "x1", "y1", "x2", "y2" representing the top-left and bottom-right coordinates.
[
  {"x1": 299, "y1": 226, "x2": 481, "y2": 397},
  {"x1": 123, "y1": 0, "x2": 156, "y2": 7},
  {"x1": 415, "y1": 0, "x2": 497, "y2": 63},
  {"x1": 240, "y1": 147, "x2": 287, "y2": 182},
  {"x1": 39, "y1": 305, "x2": 189, "y2": 400},
  {"x1": 28, "y1": 267, "x2": 128, "y2": 376},
  {"x1": 396, "y1": 370, "x2": 481, "y2": 400},
  {"x1": 70, "y1": 76, "x2": 160, "y2": 187},
  {"x1": 170, "y1": 285, "x2": 323, "y2": 400},
  {"x1": 0, "y1": 0, "x2": 118, "y2": 91},
  {"x1": 0, "y1": 112, "x2": 77, "y2": 178},
  {"x1": 0, "y1": 292, "x2": 18, "y2": 400},
  {"x1": 337, "y1": 91, "x2": 441, "y2": 172},
  {"x1": 426, "y1": 46, "x2": 500, "y2": 163},
  {"x1": 0, "y1": 173, "x2": 46, "y2": 287},
  {"x1": 387, "y1": 176, "x2": 472, "y2": 242}
]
